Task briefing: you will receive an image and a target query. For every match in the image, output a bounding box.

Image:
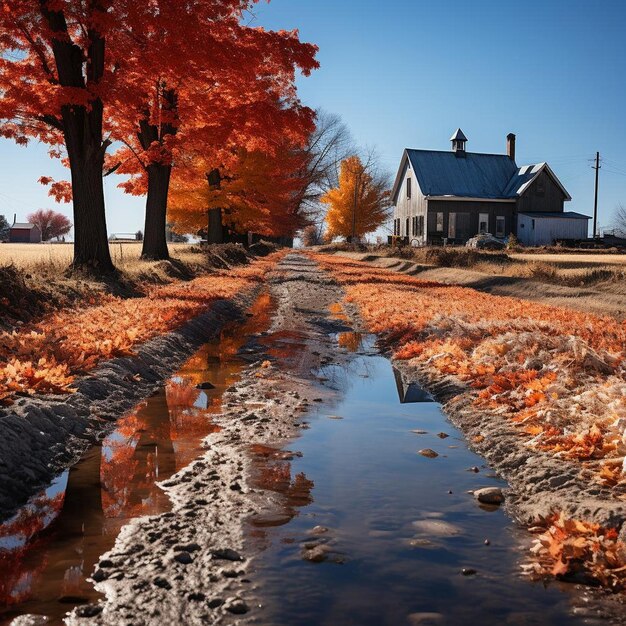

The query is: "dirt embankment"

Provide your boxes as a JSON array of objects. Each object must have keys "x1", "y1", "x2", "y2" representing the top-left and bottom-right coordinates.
[
  {"x1": 67, "y1": 254, "x2": 355, "y2": 625},
  {"x1": 0, "y1": 245, "x2": 276, "y2": 521},
  {"x1": 334, "y1": 251, "x2": 626, "y2": 320},
  {"x1": 0, "y1": 295, "x2": 257, "y2": 522},
  {"x1": 393, "y1": 360, "x2": 626, "y2": 528},
  {"x1": 0, "y1": 243, "x2": 256, "y2": 331}
]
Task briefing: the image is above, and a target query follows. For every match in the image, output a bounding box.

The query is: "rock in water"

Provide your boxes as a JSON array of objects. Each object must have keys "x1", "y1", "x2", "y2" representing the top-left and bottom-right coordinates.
[
  {"x1": 418, "y1": 449, "x2": 439, "y2": 458},
  {"x1": 225, "y1": 598, "x2": 249, "y2": 614},
  {"x1": 473, "y1": 487, "x2": 504, "y2": 505},
  {"x1": 302, "y1": 544, "x2": 330, "y2": 563},
  {"x1": 196, "y1": 381, "x2": 215, "y2": 390}
]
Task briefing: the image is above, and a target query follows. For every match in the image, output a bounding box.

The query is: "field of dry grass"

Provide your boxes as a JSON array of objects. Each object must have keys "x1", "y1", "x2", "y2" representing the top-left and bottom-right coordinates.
[
  {"x1": 320, "y1": 243, "x2": 626, "y2": 293},
  {"x1": 511, "y1": 253, "x2": 626, "y2": 266},
  {"x1": 0, "y1": 242, "x2": 200, "y2": 278}
]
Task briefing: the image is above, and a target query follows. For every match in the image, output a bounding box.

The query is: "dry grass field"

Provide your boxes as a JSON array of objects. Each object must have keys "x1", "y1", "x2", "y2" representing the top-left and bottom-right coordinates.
[
  {"x1": 510, "y1": 253, "x2": 626, "y2": 267},
  {"x1": 0, "y1": 242, "x2": 199, "y2": 275},
  {"x1": 0, "y1": 242, "x2": 210, "y2": 282}
]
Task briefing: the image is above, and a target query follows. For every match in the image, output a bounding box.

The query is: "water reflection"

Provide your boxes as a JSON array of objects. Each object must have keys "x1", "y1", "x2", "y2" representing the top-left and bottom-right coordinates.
[
  {"x1": 247, "y1": 333, "x2": 588, "y2": 626},
  {"x1": 393, "y1": 368, "x2": 434, "y2": 404},
  {"x1": 0, "y1": 292, "x2": 274, "y2": 624},
  {"x1": 249, "y1": 445, "x2": 315, "y2": 536}
]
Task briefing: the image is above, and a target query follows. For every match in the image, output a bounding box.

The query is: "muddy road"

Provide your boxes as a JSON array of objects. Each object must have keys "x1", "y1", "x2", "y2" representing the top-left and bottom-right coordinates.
[{"x1": 1, "y1": 254, "x2": 619, "y2": 625}]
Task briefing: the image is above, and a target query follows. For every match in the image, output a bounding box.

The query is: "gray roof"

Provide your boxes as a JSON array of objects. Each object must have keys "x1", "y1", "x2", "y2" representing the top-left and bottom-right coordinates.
[
  {"x1": 392, "y1": 149, "x2": 572, "y2": 203},
  {"x1": 502, "y1": 162, "x2": 572, "y2": 200},
  {"x1": 11, "y1": 222, "x2": 38, "y2": 229},
  {"x1": 450, "y1": 128, "x2": 467, "y2": 141},
  {"x1": 518, "y1": 211, "x2": 590, "y2": 219},
  {"x1": 405, "y1": 149, "x2": 518, "y2": 199}
]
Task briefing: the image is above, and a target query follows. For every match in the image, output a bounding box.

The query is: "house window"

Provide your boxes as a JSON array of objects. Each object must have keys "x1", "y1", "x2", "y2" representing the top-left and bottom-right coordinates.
[
  {"x1": 406, "y1": 218, "x2": 410, "y2": 237},
  {"x1": 436, "y1": 212, "x2": 444, "y2": 232},
  {"x1": 531, "y1": 219, "x2": 536, "y2": 230},
  {"x1": 495, "y1": 216, "x2": 506, "y2": 238},
  {"x1": 478, "y1": 212, "x2": 489, "y2": 234},
  {"x1": 418, "y1": 215, "x2": 424, "y2": 236},
  {"x1": 407, "y1": 178, "x2": 412, "y2": 199}
]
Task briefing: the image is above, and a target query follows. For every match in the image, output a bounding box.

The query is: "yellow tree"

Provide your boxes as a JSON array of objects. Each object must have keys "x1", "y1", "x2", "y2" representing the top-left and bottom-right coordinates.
[
  {"x1": 168, "y1": 146, "x2": 308, "y2": 240},
  {"x1": 322, "y1": 155, "x2": 390, "y2": 241}
]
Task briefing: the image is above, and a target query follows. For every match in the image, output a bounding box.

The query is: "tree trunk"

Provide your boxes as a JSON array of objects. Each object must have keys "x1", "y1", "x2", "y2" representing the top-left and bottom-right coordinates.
[
  {"x1": 136, "y1": 88, "x2": 178, "y2": 260},
  {"x1": 40, "y1": 0, "x2": 114, "y2": 274},
  {"x1": 65, "y1": 129, "x2": 114, "y2": 272},
  {"x1": 141, "y1": 163, "x2": 171, "y2": 260},
  {"x1": 208, "y1": 208, "x2": 224, "y2": 244}
]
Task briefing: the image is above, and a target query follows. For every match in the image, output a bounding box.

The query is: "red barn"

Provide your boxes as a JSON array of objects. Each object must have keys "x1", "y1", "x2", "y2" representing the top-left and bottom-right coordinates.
[{"x1": 9, "y1": 222, "x2": 42, "y2": 243}]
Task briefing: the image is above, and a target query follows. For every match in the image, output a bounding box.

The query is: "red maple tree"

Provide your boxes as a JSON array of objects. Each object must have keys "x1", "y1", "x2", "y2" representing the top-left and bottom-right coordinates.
[
  {"x1": 0, "y1": 1, "x2": 317, "y2": 269},
  {"x1": 27, "y1": 209, "x2": 72, "y2": 241},
  {"x1": 108, "y1": 5, "x2": 318, "y2": 259}
]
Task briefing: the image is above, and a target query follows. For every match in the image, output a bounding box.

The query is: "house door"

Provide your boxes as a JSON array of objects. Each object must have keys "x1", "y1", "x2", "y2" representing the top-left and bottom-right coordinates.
[
  {"x1": 406, "y1": 218, "x2": 410, "y2": 238},
  {"x1": 448, "y1": 213, "x2": 456, "y2": 239},
  {"x1": 479, "y1": 213, "x2": 489, "y2": 234}
]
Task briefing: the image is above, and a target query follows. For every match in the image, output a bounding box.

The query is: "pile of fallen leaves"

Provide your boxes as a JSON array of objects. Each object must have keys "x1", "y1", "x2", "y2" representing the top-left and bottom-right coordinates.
[
  {"x1": 310, "y1": 254, "x2": 626, "y2": 477},
  {"x1": 524, "y1": 512, "x2": 626, "y2": 590},
  {"x1": 0, "y1": 253, "x2": 284, "y2": 405}
]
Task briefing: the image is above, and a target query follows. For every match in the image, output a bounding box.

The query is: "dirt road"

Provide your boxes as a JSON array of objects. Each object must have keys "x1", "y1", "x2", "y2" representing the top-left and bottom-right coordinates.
[
  {"x1": 66, "y1": 254, "x2": 356, "y2": 625},
  {"x1": 5, "y1": 253, "x2": 625, "y2": 625}
]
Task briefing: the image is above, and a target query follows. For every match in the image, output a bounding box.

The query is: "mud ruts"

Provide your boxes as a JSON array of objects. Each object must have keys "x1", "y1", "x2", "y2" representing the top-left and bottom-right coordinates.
[
  {"x1": 0, "y1": 291, "x2": 261, "y2": 522},
  {"x1": 67, "y1": 254, "x2": 354, "y2": 626}
]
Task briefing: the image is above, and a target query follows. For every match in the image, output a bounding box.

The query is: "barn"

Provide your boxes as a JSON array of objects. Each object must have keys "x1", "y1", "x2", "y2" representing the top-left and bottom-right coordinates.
[
  {"x1": 9, "y1": 222, "x2": 42, "y2": 243},
  {"x1": 391, "y1": 130, "x2": 587, "y2": 246}
]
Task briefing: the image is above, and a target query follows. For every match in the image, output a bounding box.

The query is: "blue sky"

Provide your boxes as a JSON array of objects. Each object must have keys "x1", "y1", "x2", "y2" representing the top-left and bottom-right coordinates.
[{"x1": 0, "y1": 0, "x2": 624, "y2": 236}]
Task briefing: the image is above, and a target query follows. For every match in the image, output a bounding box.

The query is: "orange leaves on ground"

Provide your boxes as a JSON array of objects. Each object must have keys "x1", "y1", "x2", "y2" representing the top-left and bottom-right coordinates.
[
  {"x1": 0, "y1": 253, "x2": 283, "y2": 404},
  {"x1": 525, "y1": 512, "x2": 626, "y2": 590},
  {"x1": 310, "y1": 253, "x2": 626, "y2": 476}
]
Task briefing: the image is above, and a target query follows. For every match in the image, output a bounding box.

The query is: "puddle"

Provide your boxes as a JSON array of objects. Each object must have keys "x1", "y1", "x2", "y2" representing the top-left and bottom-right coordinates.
[
  {"x1": 246, "y1": 333, "x2": 588, "y2": 626},
  {"x1": 0, "y1": 293, "x2": 273, "y2": 625}
]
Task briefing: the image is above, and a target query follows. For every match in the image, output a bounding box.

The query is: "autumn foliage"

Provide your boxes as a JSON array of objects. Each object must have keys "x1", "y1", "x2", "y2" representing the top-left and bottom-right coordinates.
[
  {"x1": 524, "y1": 513, "x2": 626, "y2": 590},
  {"x1": 0, "y1": 0, "x2": 318, "y2": 269},
  {"x1": 311, "y1": 254, "x2": 626, "y2": 475},
  {"x1": 168, "y1": 145, "x2": 310, "y2": 239},
  {"x1": 26, "y1": 209, "x2": 71, "y2": 241},
  {"x1": 322, "y1": 156, "x2": 390, "y2": 240},
  {"x1": 0, "y1": 252, "x2": 286, "y2": 405}
]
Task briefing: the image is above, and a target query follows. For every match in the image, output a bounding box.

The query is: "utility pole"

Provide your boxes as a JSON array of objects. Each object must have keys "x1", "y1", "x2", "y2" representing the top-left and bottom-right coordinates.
[{"x1": 592, "y1": 151, "x2": 601, "y2": 238}]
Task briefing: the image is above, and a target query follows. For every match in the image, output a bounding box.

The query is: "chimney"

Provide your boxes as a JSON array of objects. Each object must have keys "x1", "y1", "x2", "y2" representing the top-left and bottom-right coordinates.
[{"x1": 506, "y1": 133, "x2": 516, "y2": 161}]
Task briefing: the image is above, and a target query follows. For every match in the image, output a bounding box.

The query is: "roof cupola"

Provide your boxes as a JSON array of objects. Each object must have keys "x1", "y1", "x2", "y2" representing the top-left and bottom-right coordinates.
[{"x1": 450, "y1": 128, "x2": 467, "y2": 157}]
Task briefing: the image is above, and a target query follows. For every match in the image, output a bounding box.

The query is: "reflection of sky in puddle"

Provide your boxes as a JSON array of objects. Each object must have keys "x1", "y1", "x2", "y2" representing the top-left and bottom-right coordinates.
[
  {"x1": 0, "y1": 292, "x2": 274, "y2": 623},
  {"x1": 0, "y1": 472, "x2": 69, "y2": 553},
  {"x1": 249, "y1": 347, "x2": 587, "y2": 626}
]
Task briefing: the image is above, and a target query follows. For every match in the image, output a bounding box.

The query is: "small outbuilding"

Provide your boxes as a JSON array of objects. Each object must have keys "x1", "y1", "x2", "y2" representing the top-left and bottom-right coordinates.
[
  {"x1": 516, "y1": 211, "x2": 591, "y2": 246},
  {"x1": 9, "y1": 222, "x2": 42, "y2": 243}
]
